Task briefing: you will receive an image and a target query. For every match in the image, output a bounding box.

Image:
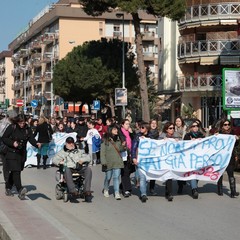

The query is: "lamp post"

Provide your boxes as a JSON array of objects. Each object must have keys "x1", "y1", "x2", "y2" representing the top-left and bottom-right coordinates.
[
  {"x1": 23, "y1": 68, "x2": 27, "y2": 113},
  {"x1": 50, "y1": 53, "x2": 54, "y2": 117},
  {"x1": 19, "y1": 65, "x2": 27, "y2": 113},
  {"x1": 116, "y1": 13, "x2": 126, "y2": 118},
  {"x1": 45, "y1": 49, "x2": 54, "y2": 117}
]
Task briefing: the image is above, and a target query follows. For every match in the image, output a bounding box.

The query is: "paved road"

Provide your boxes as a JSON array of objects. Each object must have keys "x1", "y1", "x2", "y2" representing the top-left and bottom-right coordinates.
[{"x1": 0, "y1": 165, "x2": 240, "y2": 240}]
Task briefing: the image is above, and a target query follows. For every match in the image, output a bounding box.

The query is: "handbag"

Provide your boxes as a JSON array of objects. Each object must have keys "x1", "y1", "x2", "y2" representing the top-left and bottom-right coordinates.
[
  {"x1": 127, "y1": 157, "x2": 136, "y2": 173},
  {"x1": 102, "y1": 165, "x2": 107, "y2": 172}
]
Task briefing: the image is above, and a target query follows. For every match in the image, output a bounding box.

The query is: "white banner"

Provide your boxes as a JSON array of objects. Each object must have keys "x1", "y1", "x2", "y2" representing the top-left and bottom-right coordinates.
[
  {"x1": 25, "y1": 132, "x2": 77, "y2": 166},
  {"x1": 138, "y1": 134, "x2": 236, "y2": 182}
]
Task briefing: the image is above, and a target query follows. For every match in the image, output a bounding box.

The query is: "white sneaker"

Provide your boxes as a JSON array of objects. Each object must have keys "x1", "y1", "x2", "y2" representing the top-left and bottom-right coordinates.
[
  {"x1": 103, "y1": 189, "x2": 109, "y2": 198},
  {"x1": 115, "y1": 192, "x2": 121, "y2": 200}
]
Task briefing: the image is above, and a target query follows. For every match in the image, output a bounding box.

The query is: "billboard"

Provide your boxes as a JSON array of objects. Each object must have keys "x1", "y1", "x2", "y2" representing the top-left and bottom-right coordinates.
[
  {"x1": 115, "y1": 88, "x2": 127, "y2": 106},
  {"x1": 222, "y1": 68, "x2": 240, "y2": 110}
]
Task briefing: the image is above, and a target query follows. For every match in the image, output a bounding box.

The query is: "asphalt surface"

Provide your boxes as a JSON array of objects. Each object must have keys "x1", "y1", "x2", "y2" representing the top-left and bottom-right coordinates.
[{"x1": 0, "y1": 164, "x2": 240, "y2": 240}]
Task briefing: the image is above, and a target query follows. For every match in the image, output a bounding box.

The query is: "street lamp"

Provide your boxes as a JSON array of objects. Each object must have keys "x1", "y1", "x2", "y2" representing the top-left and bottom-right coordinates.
[
  {"x1": 19, "y1": 65, "x2": 27, "y2": 113},
  {"x1": 116, "y1": 12, "x2": 126, "y2": 118},
  {"x1": 45, "y1": 49, "x2": 54, "y2": 117}
]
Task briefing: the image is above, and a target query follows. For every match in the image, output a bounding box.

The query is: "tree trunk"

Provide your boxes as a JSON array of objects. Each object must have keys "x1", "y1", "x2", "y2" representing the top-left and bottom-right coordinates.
[
  {"x1": 132, "y1": 13, "x2": 150, "y2": 122},
  {"x1": 109, "y1": 93, "x2": 115, "y2": 117}
]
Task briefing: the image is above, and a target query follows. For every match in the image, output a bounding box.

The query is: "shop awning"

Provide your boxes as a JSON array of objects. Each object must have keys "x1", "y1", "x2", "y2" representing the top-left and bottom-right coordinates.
[
  {"x1": 220, "y1": 56, "x2": 240, "y2": 65},
  {"x1": 160, "y1": 95, "x2": 181, "y2": 109},
  {"x1": 200, "y1": 56, "x2": 219, "y2": 65},
  {"x1": 185, "y1": 57, "x2": 200, "y2": 63},
  {"x1": 220, "y1": 20, "x2": 237, "y2": 25}
]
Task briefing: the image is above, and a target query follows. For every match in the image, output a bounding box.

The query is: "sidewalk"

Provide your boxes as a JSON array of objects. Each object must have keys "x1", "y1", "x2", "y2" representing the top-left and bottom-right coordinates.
[{"x1": 0, "y1": 188, "x2": 79, "y2": 240}]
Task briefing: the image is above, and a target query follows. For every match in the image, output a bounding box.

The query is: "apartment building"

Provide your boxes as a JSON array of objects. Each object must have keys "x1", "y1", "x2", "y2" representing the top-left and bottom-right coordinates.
[
  {"x1": 176, "y1": 0, "x2": 240, "y2": 127},
  {"x1": 8, "y1": 0, "x2": 158, "y2": 116},
  {"x1": 0, "y1": 51, "x2": 14, "y2": 111}
]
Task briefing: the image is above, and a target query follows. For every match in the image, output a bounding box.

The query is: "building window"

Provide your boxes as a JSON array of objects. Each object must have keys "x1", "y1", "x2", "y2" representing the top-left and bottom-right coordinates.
[
  {"x1": 113, "y1": 24, "x2": 120, "y2": 32},
  {"x1": 99, "y1": 22, "x2": 103, "y2": 36}
]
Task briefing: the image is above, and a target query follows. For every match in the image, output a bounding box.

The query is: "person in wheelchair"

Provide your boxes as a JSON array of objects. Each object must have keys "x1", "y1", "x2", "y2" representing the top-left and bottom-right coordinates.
[{"x1": 52, "y1": 136, "x2": 93, "y2": 202}]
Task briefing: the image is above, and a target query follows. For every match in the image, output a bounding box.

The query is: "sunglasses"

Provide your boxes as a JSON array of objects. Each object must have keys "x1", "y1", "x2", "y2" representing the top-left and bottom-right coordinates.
[
  {"x1": 223, "y1": 123, "x2": 230, "y2": 126},
  {"x1": 168, "y1": 127, "x2": 174, "y2": 130},
  {"x1": 191, "y1": 125, "x2": 198, "y2": 128},
  {"x1": 141, "y1": 126, "x2": 146, "y2": 129}
]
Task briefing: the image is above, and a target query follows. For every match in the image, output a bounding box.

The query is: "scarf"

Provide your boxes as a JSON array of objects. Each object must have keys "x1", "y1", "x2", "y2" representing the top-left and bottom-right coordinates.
[{"x1": 121, "y1": 127, "x2": 132, "y2": 150}]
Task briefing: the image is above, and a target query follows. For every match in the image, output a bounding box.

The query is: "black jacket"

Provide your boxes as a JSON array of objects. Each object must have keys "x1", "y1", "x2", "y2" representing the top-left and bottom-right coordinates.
[
  {"x1": 183, "y1": 131, "x2": 205, "y2": 140},
  {"x1": 2, "y1": 124, "x2": 38, "y2": 171},
  {"x1": 34, "y1": 122, "x2": 53, "y2": 143}
]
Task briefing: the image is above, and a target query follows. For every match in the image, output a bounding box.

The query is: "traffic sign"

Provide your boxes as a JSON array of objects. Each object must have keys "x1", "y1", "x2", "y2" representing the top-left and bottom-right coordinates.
[
  {"x1": 93, "y1": 100, "x2": 100, "y2": 110},
  {"x1": 31, "y1": 100, "x2": 38, "y2": 108},
  {"x1": 16, "y1": 99, "x2": 24, "y2": 107}
]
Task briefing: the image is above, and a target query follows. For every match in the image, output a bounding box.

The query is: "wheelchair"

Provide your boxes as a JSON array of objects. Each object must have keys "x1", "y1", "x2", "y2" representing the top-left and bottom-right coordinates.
[{"x1": 55, "y1": 162, "x2": 88, "y2": 202}]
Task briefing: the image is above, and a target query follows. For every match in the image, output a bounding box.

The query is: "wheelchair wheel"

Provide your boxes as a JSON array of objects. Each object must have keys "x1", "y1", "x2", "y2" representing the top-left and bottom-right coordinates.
[
  {"x1": 55, "y1": 184, "x2": 63, "y2": 200},
  {"x1": 63, "y1": 191, "x2": 68, "y2": 202}
]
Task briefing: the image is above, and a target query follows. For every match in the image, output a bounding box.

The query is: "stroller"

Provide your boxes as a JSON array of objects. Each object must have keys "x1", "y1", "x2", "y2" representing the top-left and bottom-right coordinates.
[{"x1": 55, "y1": 162, "x2": 88, "y2": 202}]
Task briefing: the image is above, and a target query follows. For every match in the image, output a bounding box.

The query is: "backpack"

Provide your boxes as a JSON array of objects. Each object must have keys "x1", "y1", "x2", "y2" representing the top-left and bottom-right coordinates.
[{"x1": 0, "y1": 118, "x2": 10, "y2": 154}]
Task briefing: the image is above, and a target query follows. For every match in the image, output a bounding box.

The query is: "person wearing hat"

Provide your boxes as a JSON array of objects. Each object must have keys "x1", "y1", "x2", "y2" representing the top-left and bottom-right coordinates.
[{"x1": 52, "y1": 136, "x2": 93, "y2": 202}]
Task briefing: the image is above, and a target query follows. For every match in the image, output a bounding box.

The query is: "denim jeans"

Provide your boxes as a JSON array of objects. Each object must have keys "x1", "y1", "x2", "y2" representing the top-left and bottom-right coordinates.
[
  {"x1": 104, "y1": 168, "x2": 121, "y2": 193},
  {"x1": 189, "y1": 179, "x2": 198, "y2": 189},
  {"x1": 137, "y1": 167, "x2": 147, "y2": 196}
]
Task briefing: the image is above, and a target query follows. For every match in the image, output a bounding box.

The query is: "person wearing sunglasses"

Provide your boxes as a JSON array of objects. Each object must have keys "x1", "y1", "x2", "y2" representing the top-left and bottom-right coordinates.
[
  {"x1": 181, "y1": 120, "x2": 205, "y2": 199},
  {"x1": 159, "y1": 122, "x2": 181, "y2": 201},
  {"x1": 216, "y1": 119, "x2": 239, "y2": 198}
]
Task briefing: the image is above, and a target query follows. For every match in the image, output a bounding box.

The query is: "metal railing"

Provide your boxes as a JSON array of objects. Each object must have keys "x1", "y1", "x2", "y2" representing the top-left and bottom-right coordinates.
[
  {"x1": 178, "y1": 74, "x2": 222, "y2": 92},
  {"x1": 178, "y1": 39, "x2": 240, "y2": 58},
  {"x1": 179, "y1": 2, "x2": 240, "y2": 26}
]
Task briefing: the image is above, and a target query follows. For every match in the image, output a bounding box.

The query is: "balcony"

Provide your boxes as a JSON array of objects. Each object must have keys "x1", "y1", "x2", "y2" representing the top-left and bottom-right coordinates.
[
  {"x1": 11, "y1": 68, "x2": 22, "y2": 77},
  {"x1": 143, "y1": 51, "x2": 155, "y2": 61},
  {"x1": 12, "y1": 82, "x2": 22, "y2": 91},
  {"x1": 31, "y1": 76, "x2": 42, "y2": 85},
  {"x1": 31, "y1": 39, "x2": 42, "y2": 49},
  {"x1": 142, "y1": 31, "x2": 155, "y2": 41},
  {"x1": 11, "y1": 53, "x2": 20, "y2": 63},
  {"x1": 178, "y1": 74, "x2": 222, "y2": 92},
  {"x1": 41, "y1": 33, "x2": 55, "y2": 44},
  {"x1": 42, "y1": 72, "x2": 52, "y2": 82},
  {"x1": 0, "y1": 88, "x2": 5, "y2": 94},
  {"x1": 179, "y1": 3, "x2": 240, "y2": 29},
  {"x1": 32, "y1": 58, "x2": 42, "y2": 68},
  {"x1": 0, "y1": 64, "x2": 5, "y2": 72},
  {"x1": 0, "y1": 76, "x2": 6, "y2": 83},
  {"x1": 178, "y1": 39, "x2": 240, "y2": 61},
  {"x1": 42, "y1": 54, "x2": 52, "y2": 63},
  {"x1": 113, "y1": 31, "x2": 122, "y2": 37},
  {"x1": 19, "y1": 49, "x2": 31, "y2": 58}
]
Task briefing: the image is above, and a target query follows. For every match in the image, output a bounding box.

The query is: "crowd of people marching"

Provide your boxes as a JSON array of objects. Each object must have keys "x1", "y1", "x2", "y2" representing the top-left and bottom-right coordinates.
[{"x1": 0, "y1": 111, "x2": 239, "y2": 202}]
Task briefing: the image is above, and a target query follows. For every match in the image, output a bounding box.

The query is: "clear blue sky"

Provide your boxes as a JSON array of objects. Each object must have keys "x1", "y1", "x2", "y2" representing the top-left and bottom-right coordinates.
[{"x1": 0, "y1": 0, "x2": 58, "y2": 52}]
